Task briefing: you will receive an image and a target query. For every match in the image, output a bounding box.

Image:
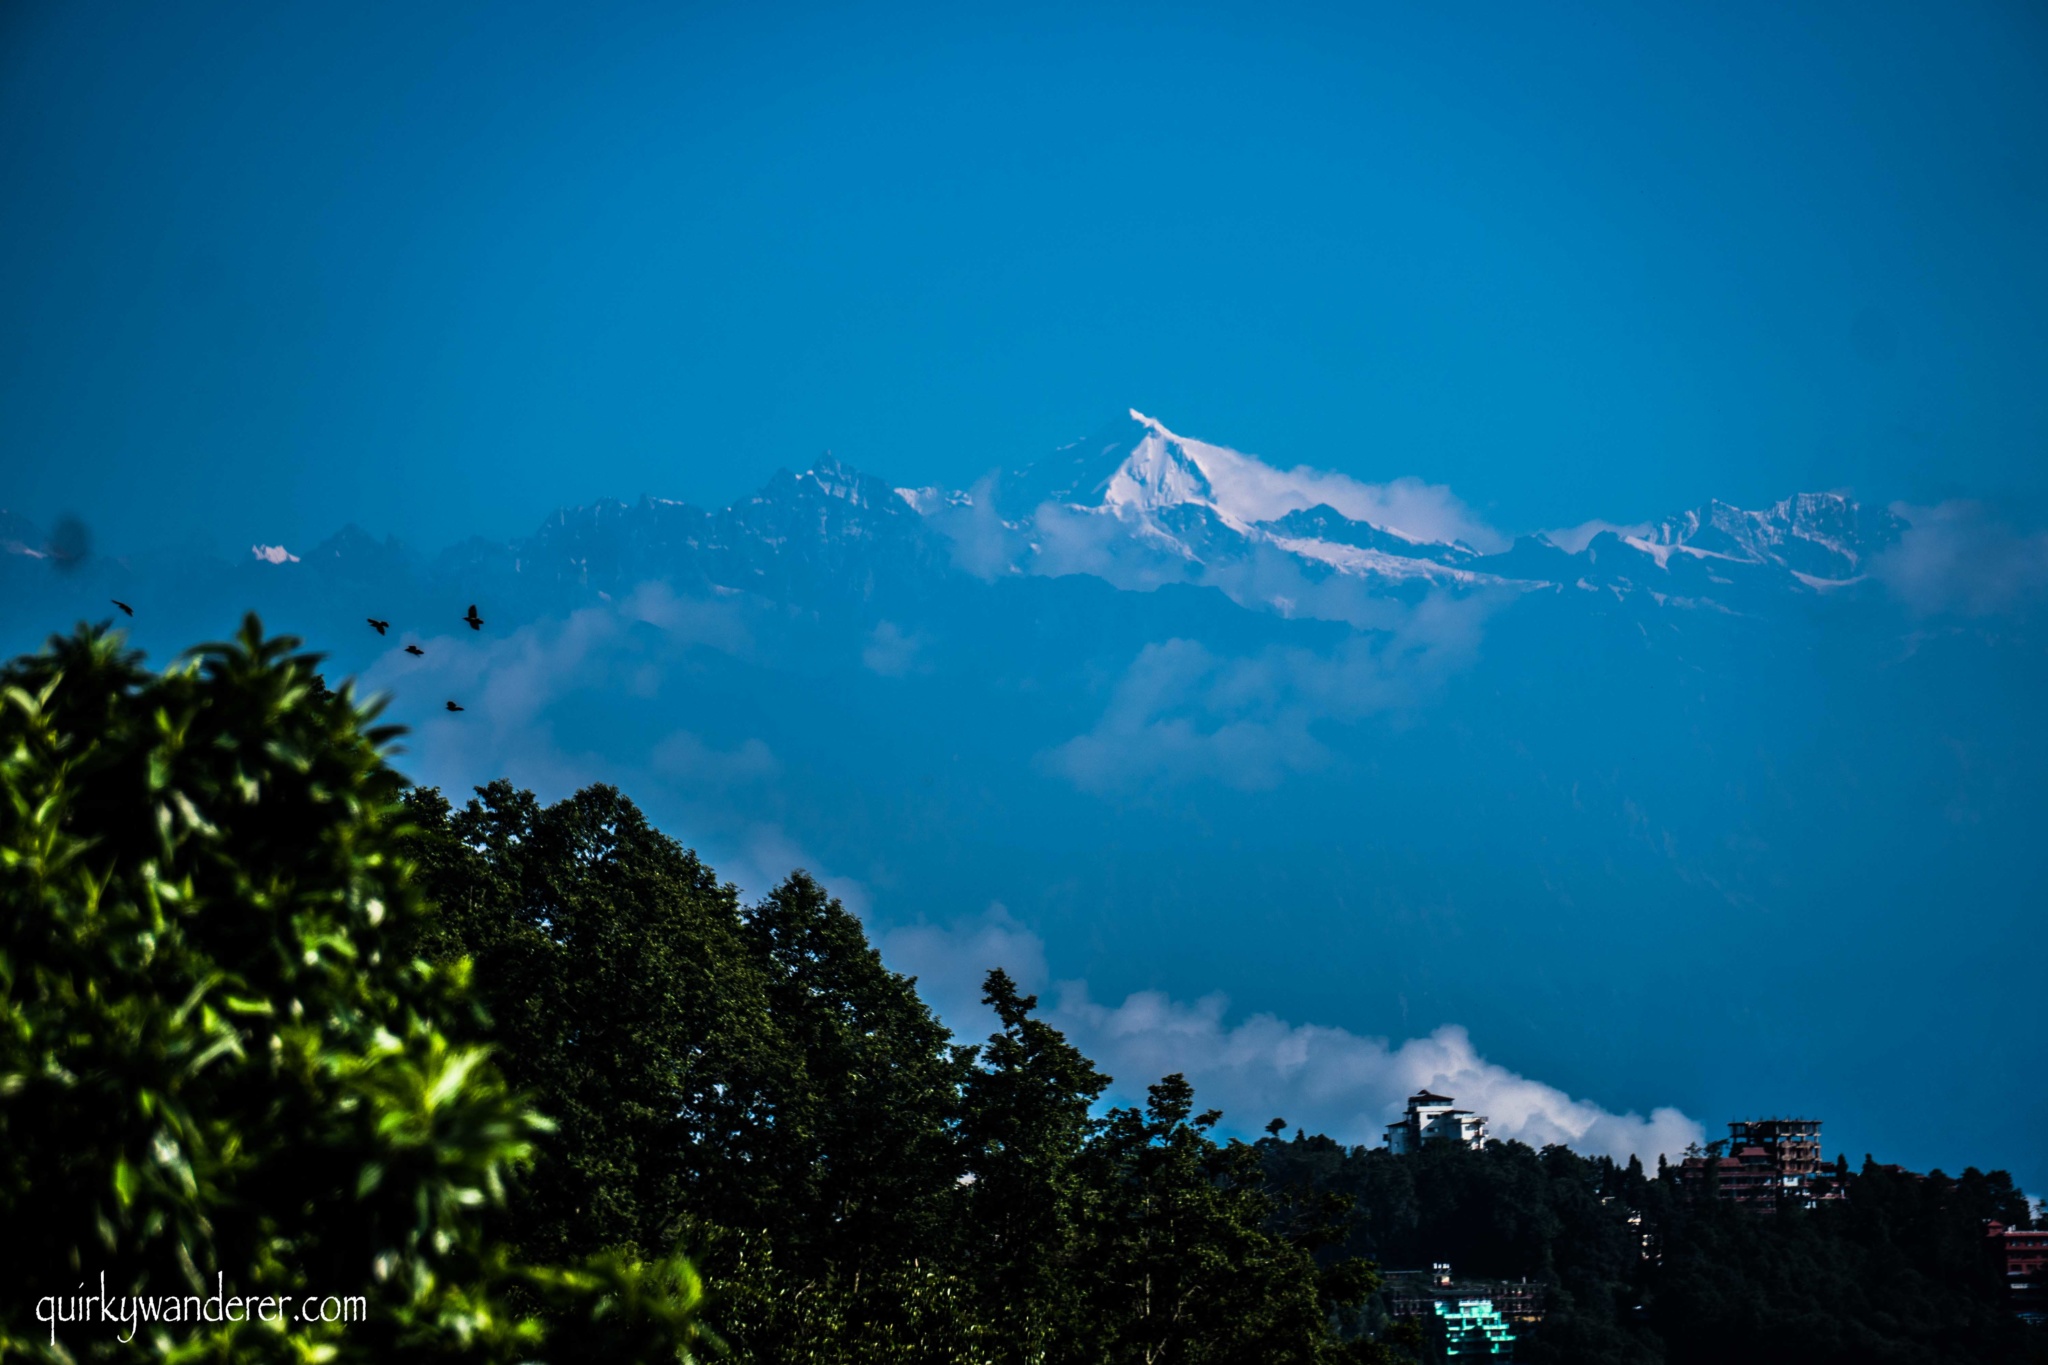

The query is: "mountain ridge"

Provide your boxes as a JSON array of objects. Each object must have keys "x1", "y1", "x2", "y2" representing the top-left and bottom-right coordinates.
[{"x1": 0, "y1": 415, "x2": 1934, "y2": 622}]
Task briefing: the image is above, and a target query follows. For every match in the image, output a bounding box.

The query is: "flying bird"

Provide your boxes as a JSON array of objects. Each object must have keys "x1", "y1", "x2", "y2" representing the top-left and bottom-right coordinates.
[
  {"x1": 445, "y1": 700, "x2": 464, "y2": 712},
  {"x1": 404, "y1": 644, "x2": 424, "y2": 656},
  {"x1": 111, "y1": 599, "x2": 133, "y2": 616},
  {"x1": 462, "y1": 604, "x2": 484, "y2": 630},
  {"x1": 367, "y1": 618, "x2": 390, "y2": 635}
]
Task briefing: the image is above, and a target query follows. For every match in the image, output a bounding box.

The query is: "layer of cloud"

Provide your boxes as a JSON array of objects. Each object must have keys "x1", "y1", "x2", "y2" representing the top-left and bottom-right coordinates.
[
  {"x1": 862, "y1": 620, "x2": 924, "y2": 676},
  {"x1": 875, "y1": 904, "x2": 1050, "y2": 1026},
  {"x1": 356, "y1": 582, "x2": 866, "y2": 909},
  {"x1": 878, "y1": 908, "x2": 1700, "y2": 1165},
  {"x1": 1876, "y1": 500, "x2": 2048, "y2": 616},
  {"x1": 924, "y1": 428, "x2": 1506, "y2": 623},
  {"x1": 1061, "y1": 990, "x2": 1701, "y2": 1164},
  {"x1": 1046, "y1": 593, "x2": 1496, "y2": 794},
  {"x1": 937, "y1": 491, "x2": 1514, "y2": 638},
  {"x1": 1148, "y1": 421, "x2": 1504, "y2": 552}
]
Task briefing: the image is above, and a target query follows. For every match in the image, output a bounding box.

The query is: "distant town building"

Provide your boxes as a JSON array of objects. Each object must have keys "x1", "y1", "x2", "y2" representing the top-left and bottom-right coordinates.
[
  {"x1": 1384, "y1": 1264, "x2": 1540, "y2": 1358},
  {"x1": 1384, "y1": 1091, "x2": 1489, "y2": 1153},
  {"x1": 1669, "y1": 1117, "x2": 1834, "y2": 1208},
  {"x1": 1985, "y1": 1221, "x2": 2048, "y2": 1324},
  {"x1": 1432, "y1": 1300, "x2": 1517, "y2": 1357}
]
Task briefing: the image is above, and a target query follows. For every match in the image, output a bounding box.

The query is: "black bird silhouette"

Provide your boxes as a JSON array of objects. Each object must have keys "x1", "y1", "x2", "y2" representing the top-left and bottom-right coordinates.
[
  {"x1": 367, "y1": 618, "x2": 390, "y2": 635},
  {"x1": 445, "y1": 700, "x2": 464, "y2": 713},
  {"x1": 462, "y1": 603, "x2": 484, "y2": 630},
  {"x1": 111, "y1": 599, "x2": 133, "y2": 616},
  {"x1": 404, "y1": 644, "x2": 425, "y2": 656}
]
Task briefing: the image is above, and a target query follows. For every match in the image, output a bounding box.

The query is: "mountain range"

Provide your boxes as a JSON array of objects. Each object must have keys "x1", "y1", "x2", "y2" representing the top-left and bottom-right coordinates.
[
  {"x1": 1, "y1": 408, "x2": 1920, "y2": 624},
  {"x1": 2, "y1": 412, "x2": 2042, "y2": 1186}
]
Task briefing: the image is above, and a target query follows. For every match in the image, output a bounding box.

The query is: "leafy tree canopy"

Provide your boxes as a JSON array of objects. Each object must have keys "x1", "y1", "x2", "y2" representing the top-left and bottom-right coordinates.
[{"x1": 0, "y1": 620, "x2": 711, "y2": 1362}]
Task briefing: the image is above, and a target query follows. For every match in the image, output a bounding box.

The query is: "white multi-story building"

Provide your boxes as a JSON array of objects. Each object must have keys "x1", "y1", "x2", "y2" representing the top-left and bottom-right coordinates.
[{"x1": 1384, "y1": 1090, "x2": 1489, "y2": 1154}]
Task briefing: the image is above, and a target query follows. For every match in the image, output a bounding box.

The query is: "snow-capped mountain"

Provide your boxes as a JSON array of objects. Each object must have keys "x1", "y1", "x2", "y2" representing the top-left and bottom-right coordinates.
[
  {"x1": 1618, "y1": 494, "x2": 1905, "y2": 583},
  {"x1": 0, "y1": 413, "x2": 1923, "y2": 624},
  {"x1": 890, "y1": 411, "x2": 1907, "y2": 611},
  {"x1": 982, "y1": 410, "x2": 1486, "y2": 568}
]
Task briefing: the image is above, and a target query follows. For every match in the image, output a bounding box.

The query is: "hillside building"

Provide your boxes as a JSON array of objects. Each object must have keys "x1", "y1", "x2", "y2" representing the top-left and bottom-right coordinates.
[
  {"x1": 1385, "y1": 1264, "x2": 1540, "y2": 1358},
  {"x1": 1985, "y1": 1221, "x2": 2048, "y2": 1324},
  {"x1": 1385, "y1": 1091, "x2": 1489, "y2": 1153},
  {"x1": 1669, "y1": 1117, "x2": 1832, "y2": 1208}
]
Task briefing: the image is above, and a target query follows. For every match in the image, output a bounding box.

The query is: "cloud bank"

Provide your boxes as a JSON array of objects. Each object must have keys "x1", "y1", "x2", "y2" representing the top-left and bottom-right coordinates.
[
  {"x1": 1046, "y1": 593, "x2": 1497, "y2": 794},
  {"x1": 1133, "y1": 417, "x2": 1504, "y2": 552},
  {"x1": 357, "y1": 583, "x2": 870, "y2": 910},
  {"x1": 1876, "y1": 500, "x2": 2048, "y2": 616},
  {"x1": 878, "y1": 907, "x2": 1701, "y2": 1166}
]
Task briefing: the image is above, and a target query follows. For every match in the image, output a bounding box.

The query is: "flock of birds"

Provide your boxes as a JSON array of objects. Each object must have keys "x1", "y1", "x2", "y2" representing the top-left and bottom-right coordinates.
[{"x1": 108, "y1": 598, "x2": 486, "y2": 715}]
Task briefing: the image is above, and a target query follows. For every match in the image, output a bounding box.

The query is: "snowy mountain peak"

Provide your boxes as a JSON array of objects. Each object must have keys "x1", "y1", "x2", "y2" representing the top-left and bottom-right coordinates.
[
  {"x1": 1625, "y1": 492, "x2": 1904, "y2": 579},
  {"x1": 1021, "y1": 411, "x2": 1465, "y2": 543},
  {"x1": 802, "y1": 456, "x2": 887, "y2": 507},
  {"x1": 1100, "y1": 415, "x2": 1234, "y2": 526}
]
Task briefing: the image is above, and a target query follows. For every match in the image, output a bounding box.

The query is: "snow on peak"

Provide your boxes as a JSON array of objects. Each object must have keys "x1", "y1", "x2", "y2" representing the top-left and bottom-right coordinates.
[
  {"x1": 251, "y1": 544, "x2": 300, "y2": 565},
  {"x1": 1085, "y1": 412, "x2": 1497, "y2": 552},
  {"x1": 799, "y1": 456, "x2": 901, "y2": 510},
  {"x1": 896, "y1": 486, "x2": 973, "y2": 514},
  {"x1": 1101, "y1": 418, "x2": 1231, "y2": 525},
  {"x1": 1625, "y1": 492, "x2": 1902, "y2": 577}
]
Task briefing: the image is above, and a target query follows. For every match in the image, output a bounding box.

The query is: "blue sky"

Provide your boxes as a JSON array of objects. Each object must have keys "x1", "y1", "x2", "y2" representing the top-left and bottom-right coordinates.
[
  {"x1": 5, "y1": 1, "x2": 2048, "y2": 1182},
  {"x1": 5, "y1": 0, "x2": 2047, "y2": 553}
]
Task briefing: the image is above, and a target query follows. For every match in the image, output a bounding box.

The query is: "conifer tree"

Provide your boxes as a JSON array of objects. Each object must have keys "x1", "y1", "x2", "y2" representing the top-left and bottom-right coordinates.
[{"x1": 959, "y1": 969, "x2": 1111, "y2": 1360}]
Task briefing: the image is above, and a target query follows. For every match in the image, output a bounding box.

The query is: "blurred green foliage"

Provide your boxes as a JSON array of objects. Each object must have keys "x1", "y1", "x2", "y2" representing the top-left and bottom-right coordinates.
[{"x1": 0, "y1": 620, "x2": 713, "y2": 1362}]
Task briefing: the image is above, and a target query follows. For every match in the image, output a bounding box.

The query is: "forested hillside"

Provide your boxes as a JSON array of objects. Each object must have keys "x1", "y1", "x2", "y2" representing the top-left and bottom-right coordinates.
[{"x1": 395, "y1": 779, "x2": 2048, "y2": 1365}]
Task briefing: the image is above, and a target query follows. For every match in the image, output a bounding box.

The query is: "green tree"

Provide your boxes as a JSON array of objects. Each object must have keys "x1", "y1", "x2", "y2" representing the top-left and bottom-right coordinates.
[
  {"x1": 399, "y1": 780, "x2": 783, "y2": 1263},
  {"x1": 403, "y1": 797, "x2": 992, "y2": 1363},
  {"x1": 958, "y1": 968, "x2": 1111, "y2": 1362},
  {"x1": 0, "y1": 619, "x2": 711, "y2": 1362},
  {"x1": 730, "y1": 871, "x2": 984, "y2": 1356},
  {"x1": 1078, "y1": 1075, "x2": 1370, "y2": 1364}
]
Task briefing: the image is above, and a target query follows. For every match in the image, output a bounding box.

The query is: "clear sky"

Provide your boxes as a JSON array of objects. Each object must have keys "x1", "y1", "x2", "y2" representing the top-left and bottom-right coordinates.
[
  {"x1": 6, "y1": 1, "x2": 2048, "y2": 1185},
  {"x1": 4, "y1": 0, "x2": 2047, "y2": 554}
]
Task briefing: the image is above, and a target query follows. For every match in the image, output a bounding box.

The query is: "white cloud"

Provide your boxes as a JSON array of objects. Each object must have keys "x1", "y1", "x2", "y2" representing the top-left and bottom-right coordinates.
[
  {"x1": 877, "y1": 908, "x2": 1701, "y2": 1165},
  {"x1": 349, "y1": 584, "x2": 1696, "y2": 1169},
  {"x1": 1875, "y1": 500, "x2": 2048, "y2": 617},
  {"x1": 862, "y1": 620, "x2": 923, "y2": 677},
  {"x1": 922, "y1": 422, "x2": 1506, "y2": 616},
  {"x1": 1128, "y1": 412, "x2": 1504, "y2": 552},
  {"x1": 355, "y1": 585, "x2": 866, "y2": 910},
  {"x1": 1053, "y1": 986, "x2": 1700, "y2": 1164},
  {"x1": 875, "y1": 904, "x2": 1050, "y2": 1027},
  {"x1": 1045, "y1": 593, "x2": 1496, "y2": 794}
]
